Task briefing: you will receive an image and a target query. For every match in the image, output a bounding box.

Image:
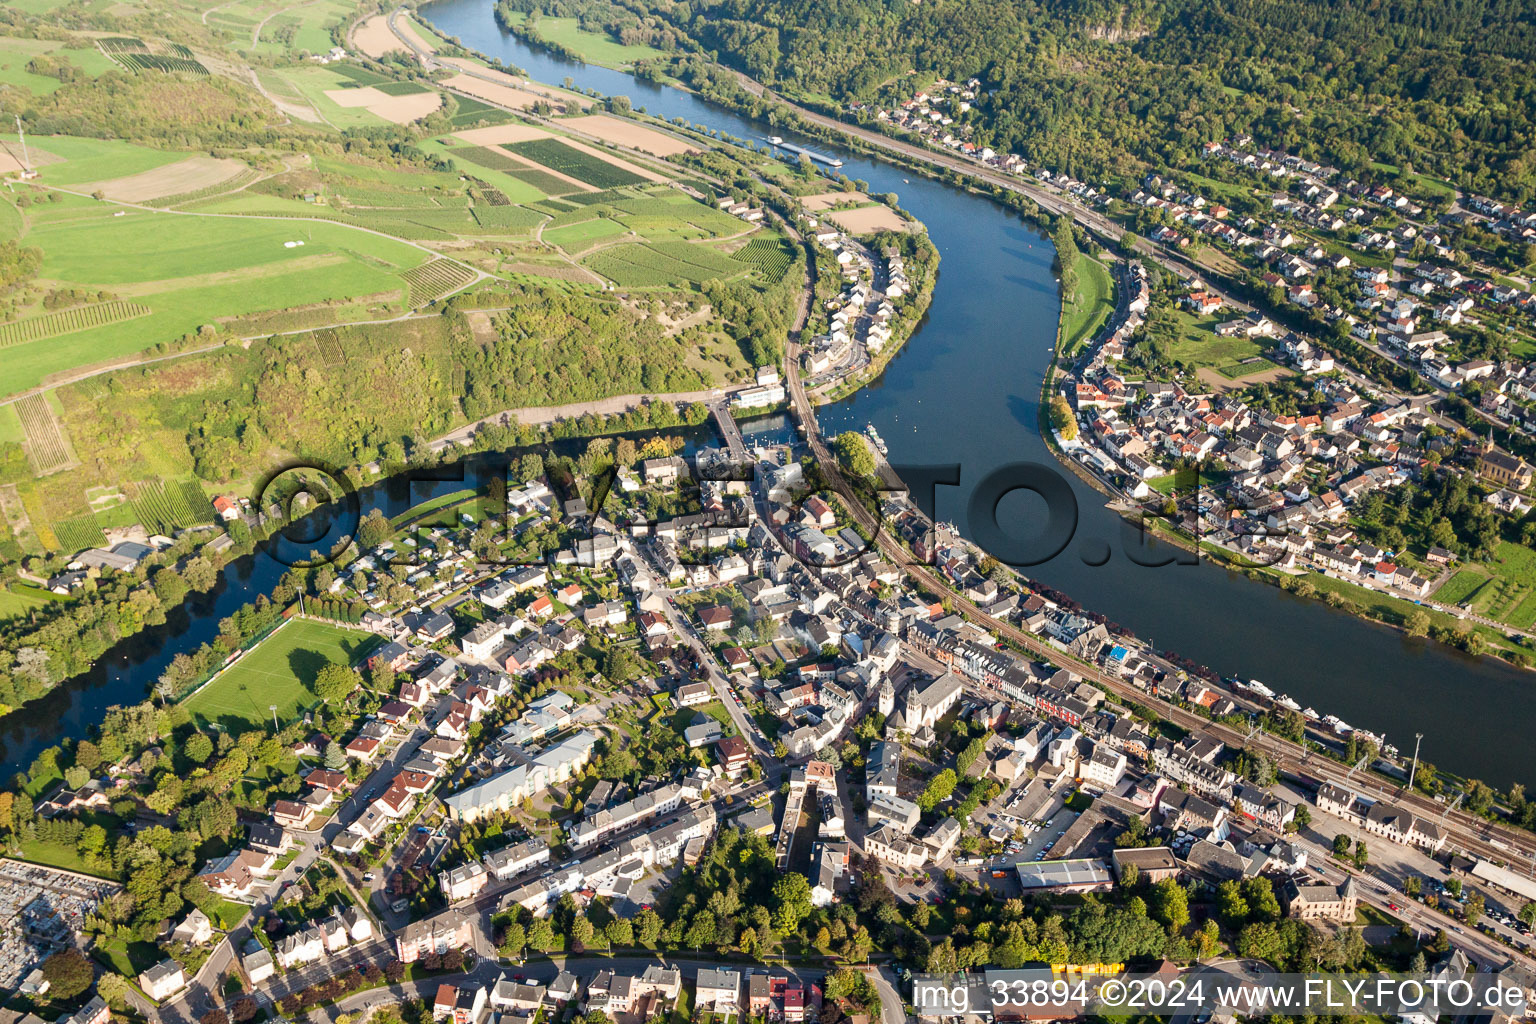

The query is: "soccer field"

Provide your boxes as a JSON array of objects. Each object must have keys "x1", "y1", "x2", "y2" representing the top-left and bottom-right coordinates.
[{"x1": 184, "y1": 618, "x2": 380, "y2": 731}]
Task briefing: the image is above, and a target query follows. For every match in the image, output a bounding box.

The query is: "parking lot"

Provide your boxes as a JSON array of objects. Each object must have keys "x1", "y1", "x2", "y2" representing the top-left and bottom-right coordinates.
[{"x1": 975, "y1": 805, "x2": 1083, "y2": 892}]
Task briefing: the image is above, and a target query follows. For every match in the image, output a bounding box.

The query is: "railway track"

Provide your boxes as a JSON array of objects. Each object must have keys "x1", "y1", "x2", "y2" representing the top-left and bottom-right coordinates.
[{"x1": 781, "y1": 320, "x2": 1536, "y2": 880}]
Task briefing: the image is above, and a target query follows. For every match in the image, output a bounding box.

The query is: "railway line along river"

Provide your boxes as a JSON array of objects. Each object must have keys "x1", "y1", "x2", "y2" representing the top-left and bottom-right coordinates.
[
  {"x1": 0, "y1": 3, "x2": 1528, "y2": 794},
  {"x1": 420, "y1": 0, "x2": 1536, "y2": 789}
]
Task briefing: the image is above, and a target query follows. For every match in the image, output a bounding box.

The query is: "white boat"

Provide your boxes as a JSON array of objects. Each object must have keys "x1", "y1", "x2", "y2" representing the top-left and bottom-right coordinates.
[
  {"x1": 864, "y1": 424, "x2": 888, "y2": 455},
  {"x1": 1301, "y1": 707, "x2": 1319, "y2": 720},
  {"x1": 768, "y1": 135, "x2": 783, "y2": 145},
  {"x1": 1247, "y1": 679, "x2": 1274, "y2": 699}
]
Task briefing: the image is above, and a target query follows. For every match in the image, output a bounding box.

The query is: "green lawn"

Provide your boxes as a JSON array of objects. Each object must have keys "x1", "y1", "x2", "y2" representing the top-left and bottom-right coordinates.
[
  {"x1": 1057, "y1": 253, "x2": 1114, "y2": 357},
  {"x1": 208, "y1": 897, "x2": 251, "y2": 929},
  {"x1": 183, "y1": 618, "x2": 380, "y2": 731},
  {"x1": 1214, "y1": 356, "x2": 1280, "y2": 379},
  {"x1": 0, "y1": 584, "x2": 54, "y2": 622},
  {"x1": 1430, "y1": 542, "x2": 1536, "y2": 626},
  {"x1": 1433, "y1": 569, "x2": 1490, "y2": 606},
  {"x1": 268, "y1": 65, "x2": 390, "y2": 128},
  {"x1": 248, "y1": 0, "x2": 355, "y2": 57},
  {"x1": 696, "y1": 699, "x2": 739, "y2": 735},
  {"x1": 1147, "y1": 466, "x2": 1230, "y2": 495},
  {"x1": 390, "y1": 488, "x2": 476, "y2": 527},
  {"x1": 502, "y1": 12, "x2": 665, "y2": 67},
  {"x1": 13, "y1": 839, "x2": 119, "y2": 878},
  {"x1": 95, "y1": 935, "x2": 163, "y2": 977},
  {"x1": 5, "y1": 133, "x2": 187, "y2": 186},
  {"x1": 545, "y1": 217, "x2": 629, "y2": 251},
  {"x1": 1164, "y1": 308, "x2": 1271, "y2": 373},
  {"x1": 2, "y1": 208, "x2": 427, "y2": 395}
]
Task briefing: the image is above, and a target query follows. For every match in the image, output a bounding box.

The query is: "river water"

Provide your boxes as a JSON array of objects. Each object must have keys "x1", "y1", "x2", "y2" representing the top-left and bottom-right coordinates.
[
  {"x1": 420, "y1": 0, "x2": 1535, "y2": 788},
  {"x1": 0, "y1": 6, "x2": 1524, "y2": 789}
]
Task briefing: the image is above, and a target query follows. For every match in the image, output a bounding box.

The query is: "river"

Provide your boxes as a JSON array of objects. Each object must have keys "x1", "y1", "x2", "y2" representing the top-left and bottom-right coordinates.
[
  {"x1": 420, "y1": 0, "x2": 1536, "y2": 789},
  {"x1": 0, "y1": 6, "x2": 1526, "y2": 790}
]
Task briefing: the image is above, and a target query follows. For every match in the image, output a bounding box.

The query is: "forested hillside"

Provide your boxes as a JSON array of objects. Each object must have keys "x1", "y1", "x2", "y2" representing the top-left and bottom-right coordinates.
[{"x1": 557, "y1": 0, "x2": 1536, "y2": 198}]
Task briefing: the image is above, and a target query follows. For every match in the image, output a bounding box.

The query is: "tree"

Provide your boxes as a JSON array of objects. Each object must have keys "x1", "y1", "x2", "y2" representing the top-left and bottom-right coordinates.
[
  {"x1": 833, "y1": 432, "x2": 876, "y2": 479},
  {"x1": 772, "y1": 872, "x2": 814, "y2": 934},
  {"x1": 185, "y1": 732, "x2": 214, "y2": 764},
  {"x1": 1152, "y1": 877, "x2": 1189, "y2": 931},
  {"x1": 1047, "y1": 396, "x2": 1078, "y2": 440},
  {"x1": 184, "y1": 556, "x2": 218, "y2": 593},
  {"x1": 1216, "y1": 880, "x2": 1250, "y2": 927},
  {"x1": 918, "y1": 769, "x2": 958, "y2": 811},
  {"x1": 1465, "y1": 891, "x2": 1485, "y2": 927},
  {"x1": 1406, "y1": 610, "x2": 1431, "y2": 637},
  {"x1": 97, "y1": 973, "x2": 133, "y2": 1009},
  {"x1": 1333, "y1": 833, "x2": 1351, "y2": 856},
  {"x1": 1353, "y1": 838, "x2": 1369, "y2": 870},
  {"x1": 41, "y1": 949, "x2": 94, "y2": 1000},
  {"x1": 501, "y1": 921, "x2": 527, "y2": 957},
  {"x1": 313, "y1": 663, "x2": 358, "y2": 703},
  {"x1": 202, "y1": 1011, "x2": 230, "y2": 1024},
  {"x1": 528, "y1": 917, "x2": 557, "y2": 953},
  {"x1": 358, "y1": 509, "x2": 391, "y2": 549},
  {"x1": 1236, "y1": 921, "x2": 1284, "y2": 962},
  {"x1": 324, "y1": 740, "x2": 347, "y2": 770}
]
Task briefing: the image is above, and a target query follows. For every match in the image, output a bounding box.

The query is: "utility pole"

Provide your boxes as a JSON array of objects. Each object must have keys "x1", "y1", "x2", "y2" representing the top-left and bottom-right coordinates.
[
  {"x1": 14, "y1": 115, "x2": 29, "y2": 173},
  {"x1": 1408, "y1": 732, "x2": 1423, "y2": 792},
  {"x1": 270, "y1": 704, "x2": 279, "y2": 731}
]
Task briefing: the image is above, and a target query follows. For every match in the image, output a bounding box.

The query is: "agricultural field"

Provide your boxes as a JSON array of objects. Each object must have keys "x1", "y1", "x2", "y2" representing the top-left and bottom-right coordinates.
[
  {"x1": 83, "y1": 156, "x2": 248, "y2": 203},
  {"x1": 97, "y1": 37, "x2": 208, "y2": 75},
  {"x1": 0, "y1": 37, "x2": 117, "y2": 96},
  {"x1": 499, "y1": 12, "x2": 665, "y2": 67},
  {"x1": 583, "y1": 241, "x2": 747, "y2": 287},
  {"x1": 562, "y1": 114, "x2": 700, "y2": 157},
  {"x1": 733, "y1": 237, "x2": 796, "y2": 283},
  {"x1": 0, "y1": 301, "x2": 152, "y2": 349},
  {"x1": 505, "y1": 139, "x2": 653, "y2": 189},
  {"x1": 14, "y1": 392, "x2": 75, "y2": 475},
  {"x1": 1, "y1": 204, "x2": 430, "y2": 396},
  {"x1": 183, "y1": 618, "x2": 380, "y2": 731},
  {"x1": 824, "y1": 204, "x2": 909, "y2": 234},
  {"x1": 0, "y1": 584, "x2": 53, "y2": 623},
  {"x1": 249, "y1": 0, "x2": 355, "y2": 57},
  {"x1": 264, "y1": 65, "x2": 397, "y2": 128},
  {"x1": 544, "y1": 217, "x2": 630, "y2": 253},
  {"x1": 129, "y1": 477, "x2": 215, "y2": 534},
  {"x1": 3, "y1": 133, "x2": 188, "y2": 186},
  {"x1": 401, "y1": 259, "x2": 478, "y2": 304}
]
